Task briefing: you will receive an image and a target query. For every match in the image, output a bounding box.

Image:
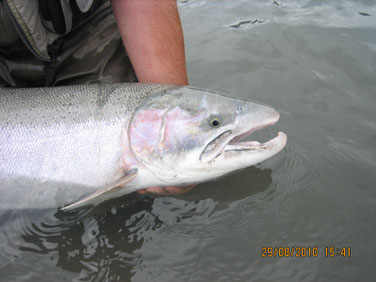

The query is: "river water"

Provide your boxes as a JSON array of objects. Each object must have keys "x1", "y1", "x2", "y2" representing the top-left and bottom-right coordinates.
[{"x1": 1, "y1": 0, "x2": 376, "y2": 281}]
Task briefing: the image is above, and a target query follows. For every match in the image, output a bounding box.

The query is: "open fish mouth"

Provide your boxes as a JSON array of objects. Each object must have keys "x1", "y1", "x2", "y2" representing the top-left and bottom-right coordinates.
[
  {"x1": 200, "y1": 116, "x2": 287, "y2": 162},
  {"x1": 224, "y1": 127, "x2": 287, "y2": 152},
  {"x1": 224, "y1": 117, "x2": 286, "y2": 151}
]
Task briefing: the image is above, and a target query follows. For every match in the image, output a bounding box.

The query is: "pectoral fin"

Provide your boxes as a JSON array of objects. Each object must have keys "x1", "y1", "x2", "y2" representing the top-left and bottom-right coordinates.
[{"x1": 61, "y1": 169, "x2": 138, "y2": 211}]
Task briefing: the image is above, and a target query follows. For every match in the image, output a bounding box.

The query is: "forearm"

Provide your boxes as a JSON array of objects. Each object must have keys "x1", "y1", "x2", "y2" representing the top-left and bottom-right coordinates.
[{"x1": 111, "y1": 0, "x2": 188, "y2": 85}]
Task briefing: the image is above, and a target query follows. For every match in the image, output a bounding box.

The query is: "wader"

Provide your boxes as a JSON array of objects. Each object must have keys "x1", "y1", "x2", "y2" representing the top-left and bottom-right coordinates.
[{"x1": 0, "y1": 0, "x2": 137, "y2": 87}]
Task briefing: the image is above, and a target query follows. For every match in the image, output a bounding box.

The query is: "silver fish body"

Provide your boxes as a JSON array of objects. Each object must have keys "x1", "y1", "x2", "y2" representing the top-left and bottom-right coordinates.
[{"x1": 0, "y1": 83, "x2": 287, "y2": 210}]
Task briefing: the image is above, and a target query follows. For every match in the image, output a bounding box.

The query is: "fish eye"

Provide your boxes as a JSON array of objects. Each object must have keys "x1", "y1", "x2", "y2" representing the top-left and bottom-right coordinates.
[{"x1": 209, "y1": 117, "x2": 221, "y2": 128}]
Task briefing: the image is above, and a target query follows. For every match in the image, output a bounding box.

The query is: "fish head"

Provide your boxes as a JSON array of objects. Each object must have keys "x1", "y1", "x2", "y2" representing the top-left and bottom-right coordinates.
[{"x1": 128, "y1": 86, "x2": 287, "y2": 186}]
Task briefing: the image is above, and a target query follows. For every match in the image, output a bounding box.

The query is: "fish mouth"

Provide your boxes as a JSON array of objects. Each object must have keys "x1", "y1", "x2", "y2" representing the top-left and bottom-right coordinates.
[
  {"x1": 200, "y1": 114, "x2": 287, "y2": 162},
  {"x1": 224, "y1": 126, "x2": 287, "y2": 152}
]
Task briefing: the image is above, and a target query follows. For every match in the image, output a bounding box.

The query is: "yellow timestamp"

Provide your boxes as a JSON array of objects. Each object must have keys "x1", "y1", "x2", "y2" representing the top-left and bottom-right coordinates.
[
  {"x1": 325, "y1": 246, "x2": 351, "y2": 257},
  {"x1": 261, "y1": 246, "x2": 351, "y2": 258}
]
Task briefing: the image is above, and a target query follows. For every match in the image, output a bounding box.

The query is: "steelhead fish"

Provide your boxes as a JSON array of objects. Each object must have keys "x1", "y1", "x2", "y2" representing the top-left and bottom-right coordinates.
[{"x1": 0, "y1": 83, "x2": 287, "y2": 210}]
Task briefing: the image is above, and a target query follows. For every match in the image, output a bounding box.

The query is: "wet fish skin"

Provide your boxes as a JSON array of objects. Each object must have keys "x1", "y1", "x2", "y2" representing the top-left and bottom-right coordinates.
[{"x1": 0, "y1": 83, "x2": 287, "y2": 210}]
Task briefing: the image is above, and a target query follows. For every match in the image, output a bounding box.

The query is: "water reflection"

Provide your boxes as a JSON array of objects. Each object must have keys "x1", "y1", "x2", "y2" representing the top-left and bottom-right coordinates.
[{"x1": 0, "y1": 166, "x2": 273, "y2": 280}]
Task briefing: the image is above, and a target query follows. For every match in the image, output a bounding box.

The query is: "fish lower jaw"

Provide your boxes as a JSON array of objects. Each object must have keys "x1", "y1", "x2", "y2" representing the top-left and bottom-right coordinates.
[{"x1": 225, "y1": 131, "x2": 287, "y2": 152}]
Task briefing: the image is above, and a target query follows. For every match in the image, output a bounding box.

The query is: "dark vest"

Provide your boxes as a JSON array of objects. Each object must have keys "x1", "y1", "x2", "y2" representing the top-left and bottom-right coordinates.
[{"x1": 2, "y1": 0, "x2": 105, "y2": 61}]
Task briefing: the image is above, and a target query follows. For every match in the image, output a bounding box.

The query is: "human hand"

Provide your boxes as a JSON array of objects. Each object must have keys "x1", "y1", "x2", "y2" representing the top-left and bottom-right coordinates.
[{"x1": 137, "y1": 185, "x2": 196, "y2": 196}]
